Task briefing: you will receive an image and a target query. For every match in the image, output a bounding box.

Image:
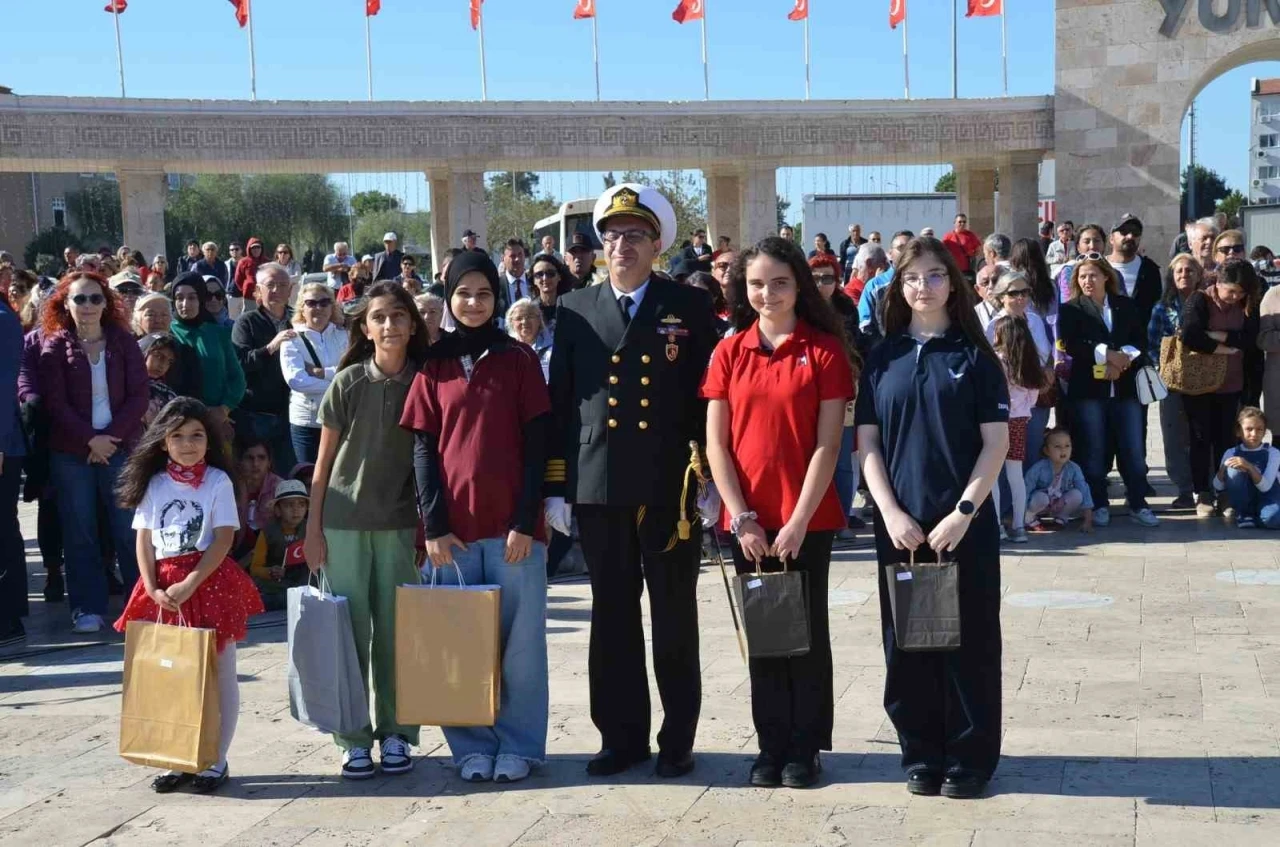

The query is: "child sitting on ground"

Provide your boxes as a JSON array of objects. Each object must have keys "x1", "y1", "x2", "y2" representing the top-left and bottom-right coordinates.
[
  {"x1": 247, "y1": 479, "x2": 310, "y2": 610},
  {"x1": 1212, "y1": 407, "x2": 1280, "y2": 530},
  {"x1": 1024, "y1": 427, "x2": 1094, "y2": 533},
  {"x1": 139, "y1": 333, "x2": 179, "y2": 426}
]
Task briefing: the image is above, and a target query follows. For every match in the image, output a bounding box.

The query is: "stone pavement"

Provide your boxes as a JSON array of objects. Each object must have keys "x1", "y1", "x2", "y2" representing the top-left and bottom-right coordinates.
[{"x1": 2, "y1": 452, "x2": 1280, "y2": 845}]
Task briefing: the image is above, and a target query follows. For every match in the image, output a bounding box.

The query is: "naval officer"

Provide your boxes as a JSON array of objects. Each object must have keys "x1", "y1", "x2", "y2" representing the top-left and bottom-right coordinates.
[{"x1": 544, "y1": 184, "x2": 717, "y2": 778}]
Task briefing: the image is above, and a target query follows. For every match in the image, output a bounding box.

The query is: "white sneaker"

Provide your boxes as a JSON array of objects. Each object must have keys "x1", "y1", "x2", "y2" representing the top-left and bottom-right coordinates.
[
  {"x1": 493, "y1": 754, "x2": 531, "y2": 784},
  {"x1": 341, "y1": 747, "x2": 376, "y2": 780},
  {"x1": 71, "y1": 611, "x2": 103, "y2": 634},
  {"x1": 379, "y1": 735, "x2": 413, "y2": 775},
  {"x1": 459, "y1": 753, "x2": 495, "y2": 782},
  {"x1": 1131, "y1": 508, "x2": 1160, "y2": 527},
  {"x1": 1092, "y1": 507, "x2": 1111, "y2": 527}
]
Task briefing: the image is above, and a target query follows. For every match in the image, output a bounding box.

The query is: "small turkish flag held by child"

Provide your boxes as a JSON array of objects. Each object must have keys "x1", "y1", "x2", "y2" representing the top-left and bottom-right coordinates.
[
  {"x1": 787, "y1": 0, "x2": 808, "y2": 21},
  {"x1": 284, "y1": 540, "x2": 307, "y2": 569}
]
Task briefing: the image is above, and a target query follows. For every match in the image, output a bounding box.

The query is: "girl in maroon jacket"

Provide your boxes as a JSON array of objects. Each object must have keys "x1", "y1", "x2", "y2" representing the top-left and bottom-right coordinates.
[{"x1": 37, "y1": 272, "x2": 149, "y2": 634}]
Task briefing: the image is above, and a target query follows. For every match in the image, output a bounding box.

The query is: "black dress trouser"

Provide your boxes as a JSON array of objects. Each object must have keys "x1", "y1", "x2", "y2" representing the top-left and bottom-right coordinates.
[
  {"x1": 730, "y1": 530, "x2": 835, "y2": 759},
  {"x1": 874, "y1": 501, "x2": 1003, "y2": 779},
  {"x1": 576, "y1": 504, "x2": 702, "y2": 757},
  {"x1": 0, "y1": 458, "x2": 28, "y2": 626},
  {"x1": 1182, "y1": 391, "x2": 1241, "y2": 494}
]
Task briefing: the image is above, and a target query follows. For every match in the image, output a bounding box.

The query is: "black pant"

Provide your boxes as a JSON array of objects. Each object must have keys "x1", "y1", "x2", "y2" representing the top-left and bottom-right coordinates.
[
  {"x1": 576, "y1": 504, "x2": 701, "y2": 756},
  {"x1": 546, "y1": 528, "x2": 573, "y2": 579},
  {"x1": 0, "y1": 457, "x2": 28, "y2": 626},
  {"x1": 37, "y1": 490, "x2": 63, "y2": 573},
  {"x1": 874, "y1": 503, "x2": 1002, "y2": 779},
  {"x1": 1182, "y1": 392, "x2": 1240, "y2": 494},
  {"x1": 730, "y1": 530, "x2": 835, "y2": 759}
]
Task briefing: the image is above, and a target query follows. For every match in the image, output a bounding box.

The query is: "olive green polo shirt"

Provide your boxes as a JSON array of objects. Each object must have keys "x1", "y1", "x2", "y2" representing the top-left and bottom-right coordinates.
[{"x1": 317, "y1": 358, "x2": 419, "y2": 531}]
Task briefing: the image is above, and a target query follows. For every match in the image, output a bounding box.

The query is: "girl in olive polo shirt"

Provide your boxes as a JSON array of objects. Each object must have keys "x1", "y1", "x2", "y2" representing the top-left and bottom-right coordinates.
[{"x1": 303, "y1": 282, "x2": 431, "y2": 781}]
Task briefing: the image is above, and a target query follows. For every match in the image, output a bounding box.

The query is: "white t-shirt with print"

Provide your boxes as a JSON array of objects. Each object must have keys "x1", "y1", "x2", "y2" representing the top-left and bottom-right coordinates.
[{"x1": 132, "y1": 467, "x2": 241, "y2": 559}]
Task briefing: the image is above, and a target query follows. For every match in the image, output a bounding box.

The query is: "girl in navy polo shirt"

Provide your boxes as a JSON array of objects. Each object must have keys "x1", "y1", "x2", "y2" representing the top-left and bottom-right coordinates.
[
  {"x1": 400, "y1": 251, "x2": 552, "y2": 785},
  {"x1": 854, "y1": 237, "x2": 1010, "y2": 800},
  {"x1": 702, "y1": 237, "x2": 855, "y2": 789}
]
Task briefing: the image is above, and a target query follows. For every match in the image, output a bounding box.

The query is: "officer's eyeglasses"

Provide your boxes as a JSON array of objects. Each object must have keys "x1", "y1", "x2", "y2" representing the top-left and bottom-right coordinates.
[
  {"x1": 902, "y1": 272, "x2": 949, "y2": 290},
  {"x1": 602, "y1": 230, "x2": 656, "y2": 246}
]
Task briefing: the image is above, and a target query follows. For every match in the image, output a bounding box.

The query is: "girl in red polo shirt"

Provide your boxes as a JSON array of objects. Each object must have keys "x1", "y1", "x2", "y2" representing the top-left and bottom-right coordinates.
[
  {"x1": 400, "y1": 251, "x2": 552, "y2": 786},
  {"x1": 701, "y1": 236, "x2": 856, "y2": 789}
]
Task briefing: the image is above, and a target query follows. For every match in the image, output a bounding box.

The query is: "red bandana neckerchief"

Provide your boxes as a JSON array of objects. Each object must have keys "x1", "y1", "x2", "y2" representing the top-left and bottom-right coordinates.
[{"x1": 167, "y1": 459, "x2": 208, "y2": 489}]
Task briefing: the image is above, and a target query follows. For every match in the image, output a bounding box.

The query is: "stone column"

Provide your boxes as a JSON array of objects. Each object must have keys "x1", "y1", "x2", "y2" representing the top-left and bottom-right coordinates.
[
  {"x1": 449, "y1": 170, "x2": 487, "y2": 252},
  {"x1": 116, "y1": 169, "x2": 167, "y2": 262},
  {"x1": 953, "y1": 164, "x2": 996, "y2": 238},
  {"x1": 427, "y1": 171, "x2": 451, "y2": 277},
  {"x1": 704, "y1": 171, "x2": 741, "y2": 248},
  {"x1": 739, "y1": 165, "x2": 778, "y2": 246},
  {"x1": 996, "y1": 158, "x2": 1042, "y2": 241}
]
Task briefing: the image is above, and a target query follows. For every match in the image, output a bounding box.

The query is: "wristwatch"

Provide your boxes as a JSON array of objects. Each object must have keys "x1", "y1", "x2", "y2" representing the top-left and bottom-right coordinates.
[
  {"x1": 956, "y1": 499, "x2": 976, "y2": 517},
  {"x1": 730, "y1": 511, "x2": 759, "y2": 536}
]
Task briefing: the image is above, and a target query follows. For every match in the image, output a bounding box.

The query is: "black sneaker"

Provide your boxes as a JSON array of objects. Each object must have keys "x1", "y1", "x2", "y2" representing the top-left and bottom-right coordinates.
[
  {"x1": 780, "y1": 753, "x2": 821, "y2": 789},
  {"x1": 1170, "y1": 494, "x2": 1196, "y2": 510},
  {"x1": 43, "y1": 570, "x2": 64, "y2": 603},
  {"x1": 749, "y1": 752, "x2": 783, "y2": 787}
]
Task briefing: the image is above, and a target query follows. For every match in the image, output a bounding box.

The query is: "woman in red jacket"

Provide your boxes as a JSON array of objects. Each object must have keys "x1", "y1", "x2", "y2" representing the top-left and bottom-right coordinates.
[{"x1": 37, "y1": 272, "x2": 149, "y2": 634}]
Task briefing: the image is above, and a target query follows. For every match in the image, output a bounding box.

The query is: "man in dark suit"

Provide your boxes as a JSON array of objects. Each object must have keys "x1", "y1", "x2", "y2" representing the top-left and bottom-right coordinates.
[
  {"x1": 679, "y1": 229, "x2": 713, "y2": 273},
  {"x1": 545, "y1": 184, "x2": 717, "y2": 780},
  {"x1": 371, "y1": 232, "x2": 405, "y2": 282}
]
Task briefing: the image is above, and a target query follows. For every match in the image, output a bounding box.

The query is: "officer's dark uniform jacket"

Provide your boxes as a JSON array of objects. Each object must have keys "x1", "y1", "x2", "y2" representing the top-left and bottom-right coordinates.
[{"x1": 545, "y1": 275, "x2": 716, "y2": 519}]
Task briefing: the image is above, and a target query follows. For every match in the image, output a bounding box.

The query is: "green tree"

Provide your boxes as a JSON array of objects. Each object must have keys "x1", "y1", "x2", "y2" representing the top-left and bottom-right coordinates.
[
  {"x1": 23, "y1": 227, "x2": 83, "y2": 271},
  {"x1": 487, "y1": 172, "x2": 540, "y2": 199},
  {"x1": 486, "y1": 189, "x2": 559, "y2": 249},
  {"x1": 1181, "y1": 164, "x2": 1230, "y2": 222},
  {"x1": 935, "y1": 170, "x2": 956, "y2": 193},
  {"x1": 353, "y1": 210, "x2": 432, "y2": 258},
  {"x1": 777, "y1": 194, "x2": 792, "y2": 231},
  {"x1": 1215, "y1": 189, "x2": 1247, "y2": 228},
  {"x1": 349, "y1": 190, "x2": 400, "y2": 217},
  {"x1": 620, "y1": 170, "x2": 707, "y2": 262},
  {"x1": 65, "y1": 176, "x2": 123, "y2": 247}
]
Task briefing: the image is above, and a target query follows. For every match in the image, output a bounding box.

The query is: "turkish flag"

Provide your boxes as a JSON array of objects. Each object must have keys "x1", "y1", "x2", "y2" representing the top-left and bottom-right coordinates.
[
  {"x1": 284, "y1": 540, "x2": 307, "y2": 569},
  {"x1": 787, "y1": 0, "x2": 808, "y2": 21},
  {"x1": 367, "y1": 0, "x2": 381, "y2": 16},
  {"x1": 672, "y1": 0, "x2": 704, "y2": 25},
  {"x1": 104, "y1": 0, "x2": 127, "y2": 12},
  {"x1": 470, "y1": 0, "x2": 483, "y2": 29},
  {"x1": 228, "y1": 0, "x2": 249, "y2": 28},
  {"x1": 573, "y1": 0, "x2": 595, "y2": 20},
  {"x1": 966, "y1": 0, "x2": 1002, "y2": 17},
  {"x1": 889, "y1": 0, "x2": 906, "y2": 30}
]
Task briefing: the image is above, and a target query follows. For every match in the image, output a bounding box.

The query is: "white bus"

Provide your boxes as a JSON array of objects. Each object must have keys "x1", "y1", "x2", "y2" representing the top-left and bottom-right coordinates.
[{"x1": 531, "y1": 199, "x2": 603, "y2": 266}]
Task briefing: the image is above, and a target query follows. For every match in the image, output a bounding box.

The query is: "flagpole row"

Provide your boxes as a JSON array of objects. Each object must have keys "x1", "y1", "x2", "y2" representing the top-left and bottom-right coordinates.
[
  {"x1": 365, "y1": 13, "x2": 374, "y2": 101},
  {"x1": 111, "y1": 6, "x2": 126, "y2": 98},
  {"x1": 478, "y1": 12, "x2": 489, "y2": 101},
  {"x1": 803, "y1": 15, "x2": 810, "y2": 101},
  {"x1": 1001, "y1": 5, "x2": 1008, "y2": 97},
  {"x1": 902, "y1": 14, "x2": 910, "y2": 100},
  {"x1": 951, "y1": 0, "x2": 957, "y2": 99},
  {"x1": 246, "y1": 0, "x2": 258, "y2": 101},
  {"x1": 592, "y1": 14, "x2": 601, "y2": 102},
  {"x1": 700, "y1": 12, "x2": 709, "y2": 101}
]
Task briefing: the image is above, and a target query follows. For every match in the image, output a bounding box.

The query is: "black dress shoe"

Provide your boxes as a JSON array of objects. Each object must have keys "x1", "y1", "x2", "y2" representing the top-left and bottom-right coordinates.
[
  {"x1": 586, "y1": 748, "x2": 651, "y2": 777},
  {"x1": 151, "y1": 771, "x2": 193, "y2": 794},
  {"x1": 749, "y1": 752, "x2": 783, "y2": 787},
  {"x1": 941, "y1": 770, "x2": 988, "y2": 799},
  {"x1": 192, "y1": 764, "x2": 230, "y2": 794},
  {"x1": 655, "y1": 751, "x2": 695, "y2": 778},
  {"x1": 780, "y1": 753, "x2": 821, "y2": 789},
  {"x1": 906, "y1": 768, "x2": 943, "y2": 796}
]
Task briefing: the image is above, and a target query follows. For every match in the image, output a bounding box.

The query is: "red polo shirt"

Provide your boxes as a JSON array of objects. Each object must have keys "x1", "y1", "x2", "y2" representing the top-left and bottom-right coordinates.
[
  {"x1": 400, "y1": 343, "x2": 551, "y2": 543},
  {"x1": 699, "y1": 319, "x2": 854, "y2": 533},
  {"x1": 943, "y1": 229, "x2": 982, "y2": 273}
]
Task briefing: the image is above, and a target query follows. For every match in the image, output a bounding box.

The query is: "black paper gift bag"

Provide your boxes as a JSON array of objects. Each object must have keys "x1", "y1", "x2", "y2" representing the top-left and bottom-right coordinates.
[
  {"x1": 731, "y1": 566, "x2": 810, "y2": 659},
  {"x1": 885, "y1": 550, "x2": 961, "y2": 652}
]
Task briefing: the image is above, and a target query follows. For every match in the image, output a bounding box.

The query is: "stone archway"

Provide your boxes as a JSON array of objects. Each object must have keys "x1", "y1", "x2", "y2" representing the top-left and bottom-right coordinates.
[{"x1": 1054, "y1": 0, "x2": 1280, "y2": 253}]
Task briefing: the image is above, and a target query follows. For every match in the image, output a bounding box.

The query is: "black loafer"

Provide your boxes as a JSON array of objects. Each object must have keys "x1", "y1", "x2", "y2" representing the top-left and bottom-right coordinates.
[
  {"x1": 941, "y1": 770, "x2": 988, "y2": 799},
  {"x1": 151, "y1": 771, "x2": 192, "y2": 794},
  {"x1": 749, "y1": 752, "x2": 783, "y2": 787},
  {"x1": 192, "y1": 764, "x2": 230, "y2": 794},
  {"x1": 586, "y1": 747, "x2": 651, "y2": 777},
  {"x1": 907, "y1": 769, "x2": 943, "y2": 796},
  {"x1": 655, "y1": 750, "x2": 695, "y2": 779},
  {"x1": 780, "y1": 754, "x2": 821, "y2": 789}
]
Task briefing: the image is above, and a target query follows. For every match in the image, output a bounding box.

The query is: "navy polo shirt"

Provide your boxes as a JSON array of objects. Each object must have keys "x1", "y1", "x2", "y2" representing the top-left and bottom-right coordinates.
[{"x1": 854, "y1": 327, "x2": 1009, "y2": 526}]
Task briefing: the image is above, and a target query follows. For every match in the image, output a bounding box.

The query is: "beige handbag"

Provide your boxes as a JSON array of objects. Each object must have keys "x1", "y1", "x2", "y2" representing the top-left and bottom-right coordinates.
[{"x1": 1159, "y1": 335, "x2": 1226, "y2": 396}]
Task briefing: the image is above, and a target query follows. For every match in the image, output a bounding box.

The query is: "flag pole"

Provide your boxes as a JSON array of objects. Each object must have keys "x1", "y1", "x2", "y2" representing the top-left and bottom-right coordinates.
[
  {"x1": 478, "y1": 9, "x2": 489, "y2": 101},
  {"x1": 111, "y1": 5, "x2": 126, "y2": 97},
  {"x1": 803, "y1": 13, "x2": 810, "y2": 101},
  {"x1": 902, "y1": 13, "x2": 910, "y2": 99},
  {"x1": 1000, "y1": 4, "x2": 1008, "y2": 96},
  {"x1": 951, "y1": 0, "x2": 957, "y2": 99},
  {"x1": 365, "y1": 11, "x2": 374, "y2": 100},
  {"x1": 592, "y1": 13, "x2": 601, "y2": 101},
  {"x1": 246, "y1": 0, "x2": 258, "y2": 101},
  {"x1": 701, "y1": 3, "x2": 710, "y2": 100}
]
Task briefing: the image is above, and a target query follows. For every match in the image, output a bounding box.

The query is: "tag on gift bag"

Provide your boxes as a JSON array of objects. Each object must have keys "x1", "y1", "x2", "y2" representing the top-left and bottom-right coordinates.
[
  {"x1": 884, "y1": 548, "x2": 961, "y2": 652},
  {"x1": 395, "y1": 566, "x2": 502, "y2": 727},
  {"x1": 731, "y1": 561, "x2": 810, "y2": 659},
  {"x1": 119, "y1": 618, "x2": 221, "y2": 773}
]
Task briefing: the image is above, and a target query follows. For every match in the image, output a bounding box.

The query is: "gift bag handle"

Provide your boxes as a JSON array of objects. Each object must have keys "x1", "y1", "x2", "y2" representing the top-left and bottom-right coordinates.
[
  {"x1": 907, "y1": 549, "x2": 950, "y2": 567},
  {"x1": 307, "y1": 567, "x2": 334, "y2": 596},
  {"x1": 426, "y1": 561, "x2": 468, "y2": 588}
]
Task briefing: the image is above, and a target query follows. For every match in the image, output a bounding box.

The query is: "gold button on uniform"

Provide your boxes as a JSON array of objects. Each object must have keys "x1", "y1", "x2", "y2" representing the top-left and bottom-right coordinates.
[
  {"x1": 641, "y1": 354, "x2": 651, "y2": 364},
  {"x1": 638, "y1": 421, "x2": 649, "y2": 430},
  {"x1": 640, "y1": 398, "x2": 650, "y2": 408},
  {"x1": 611, "y1": 355, "x2": 621, "y2": 364},
  {"x1": 641, "y1": 376, "x2": 650, "y2": 386},
  {"x1": 609, "y1": 375, "x2": 619, "y2": 385},
  {"x1": 608, "y1": 418, "x2": 618, "y2": 428},
  {"x1": 608, "y1": 397, "x2": 618, "y2": 407}
]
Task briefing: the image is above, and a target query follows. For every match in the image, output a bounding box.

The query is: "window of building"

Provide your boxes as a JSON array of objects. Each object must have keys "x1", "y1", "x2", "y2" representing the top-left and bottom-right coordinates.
[
  {"x1": 1262, "y1": 134, "x2": 1279, "y2": 149},
  {"x1": 1262, "y1": 103, "x2": 1280, "y2": 121},
  {"x1": 1259, "y1": 165, "x2": 1280, "y2": 180},
  {"x1": 51, "y1": 197, "x2": 66, "y2": 229}
]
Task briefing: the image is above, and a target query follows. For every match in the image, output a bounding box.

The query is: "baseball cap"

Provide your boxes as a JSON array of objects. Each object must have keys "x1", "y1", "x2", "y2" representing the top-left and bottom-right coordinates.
[
  {"x1": 567, "y1": 231, "x2": 596, "y2": 253},
  {"x1": 461, "y1": 229, "x2": 478, "y2": 239},
  {"x1": 1112, "y1": 214, "x2": 1143, "y2": 235},
  {"x1": 383, "y1": 232, "x2": 398, "y2": 242}
]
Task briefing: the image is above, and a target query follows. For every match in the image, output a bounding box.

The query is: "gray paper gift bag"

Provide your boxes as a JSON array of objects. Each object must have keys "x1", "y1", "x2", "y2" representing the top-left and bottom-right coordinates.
[
  {"x1": 731, "y1": 564, "x2": 810, "y2": 659},
  {"x1": 287, "y1": 572, "x2": 368, "y2": 734},
  {"x1": 885, "y1": 550, "x2": 961, "y2": 652}
]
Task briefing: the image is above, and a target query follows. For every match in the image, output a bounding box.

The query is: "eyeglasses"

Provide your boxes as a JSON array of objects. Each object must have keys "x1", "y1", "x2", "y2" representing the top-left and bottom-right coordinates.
[
  {"x1": 70, "y1": 293, "x2": 105, "y2": 306},
  {"x1": 1003, "y1": 288, "x2": 1032, "y2": 299},
  {"x1": 532, "y1": 269, "x2": 560, "y2": 280},
  {"x1": 902, "y1": 272, "x2": 950, "y2": 290},
  {"x1": 1217, "y1": 243, "x2": 1245, "y2": 255},
  {"x1": 601, "y1": 230, "x2": 655, "y2": 245},
  {"x1": 207, "y1": 289, "x2": 226, "y2": 300},
  {"x1": 813, "y1": 274, "x2": 837, "y2": 285},
  {"x1": 304, "y1": 298, "x2": 333, "y2": 309}
]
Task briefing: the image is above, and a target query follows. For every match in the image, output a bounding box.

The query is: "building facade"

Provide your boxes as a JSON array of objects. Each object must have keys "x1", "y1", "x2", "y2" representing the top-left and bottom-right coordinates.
[{"x1": 1249, "y1": 78, "x2": 1280, "y2": 206}]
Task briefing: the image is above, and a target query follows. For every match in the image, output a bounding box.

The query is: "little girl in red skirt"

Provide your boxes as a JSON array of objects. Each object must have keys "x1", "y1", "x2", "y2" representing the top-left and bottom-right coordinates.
[{"x1": 114, "y1": 397, "x2": 264, "y2": 794}]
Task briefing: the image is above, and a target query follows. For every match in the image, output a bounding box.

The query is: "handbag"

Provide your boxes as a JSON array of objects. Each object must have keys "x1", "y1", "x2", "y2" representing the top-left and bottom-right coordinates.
[
  {"x1": 730, "y1": 560, "x2": 810, "y2": 659},
  {"x1": 884, "y1": 549, "x2": 961, "y2": 652},
  {"x1": 1159, "y1": 335, "x2": 1226, "y2": 396},
  {"x1": 1134, "y1": 365, "x2": 1168, "y2": 405}
]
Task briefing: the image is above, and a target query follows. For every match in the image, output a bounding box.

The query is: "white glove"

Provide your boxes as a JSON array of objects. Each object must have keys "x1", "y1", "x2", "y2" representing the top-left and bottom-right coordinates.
[{"x1": 544, "y1": 497, "x2": 573, "y2": 536}]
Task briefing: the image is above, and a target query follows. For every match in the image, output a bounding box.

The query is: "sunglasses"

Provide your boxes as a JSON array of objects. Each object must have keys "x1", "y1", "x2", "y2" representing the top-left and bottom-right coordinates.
[
  {"x1": 813, "y1": 274, "x2": 837, "y2": 285},
  {"x1": 1080, "y1": 252, "x2": 1104, "y2": 261},
  {"x1": 304, "y1": 298, "x2": 333, "y2": 309},
  {"x1": 1217, "y1": 243, "x2": 1245, "y2": 255},
  {"x1": 207, "y1": 289, "x2": 226, "y2": 300},
  {"x1": 532, "y1": 270, "x2": 560, "y2": 280},
  {"x1": 1003, "y1": 288, "x2": 1032, "y2": 298},
  {"x1": 71, "y1": 293, "x2": 105, "y2": 306}
]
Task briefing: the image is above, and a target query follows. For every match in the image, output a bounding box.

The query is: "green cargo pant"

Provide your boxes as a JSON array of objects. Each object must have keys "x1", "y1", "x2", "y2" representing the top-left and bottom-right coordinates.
[{"x1": 322, "y1": 527, "x2": 421, "y2": 750}]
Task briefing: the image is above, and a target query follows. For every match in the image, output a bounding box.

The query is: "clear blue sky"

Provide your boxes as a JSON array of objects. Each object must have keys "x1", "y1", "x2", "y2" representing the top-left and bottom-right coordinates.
[{"x1": 3, "y1": 1, "x2": 1275, "y2": 219}]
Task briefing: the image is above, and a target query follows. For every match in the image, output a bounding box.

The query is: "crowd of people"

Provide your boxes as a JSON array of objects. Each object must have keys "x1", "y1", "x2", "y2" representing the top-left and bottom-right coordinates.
[{"x1": 0, "y1": 183, "x2": 1278, "y2": 800}]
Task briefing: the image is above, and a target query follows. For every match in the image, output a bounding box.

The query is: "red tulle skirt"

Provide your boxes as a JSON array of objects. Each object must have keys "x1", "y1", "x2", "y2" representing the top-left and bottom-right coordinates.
[{"x1": 114, "y1": 551, "x2": 266, "y2": 652}]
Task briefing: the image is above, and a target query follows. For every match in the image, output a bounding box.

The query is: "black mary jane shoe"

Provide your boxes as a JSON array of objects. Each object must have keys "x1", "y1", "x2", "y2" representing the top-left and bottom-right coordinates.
[
  {"x1": 941, "y1": 770, "x2": 989, "y2": 799},
  {"x1": 906, "y1": 769, "x2": 944, "y2": 796},
  {"x1": 191, "y1": 764, "x2": 230, "y2": 794},
  {"x1": 151, "y1": 771, "x2": 193, "y2": 794},
  {"x1": 780, "y1": 753, "x2": 821, "y2": 789},
  {"x1": 749, "y1": 752, "x2": 783, "y2": 788}
]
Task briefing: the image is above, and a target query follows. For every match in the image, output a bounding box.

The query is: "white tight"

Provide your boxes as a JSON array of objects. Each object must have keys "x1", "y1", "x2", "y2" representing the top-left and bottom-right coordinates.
[
  {"x1": 991, "y1": 460, "x2": 1027, "y2": 531},
  {"x1": 216, "y1": 642, "x2": 239, "y2": 768}
]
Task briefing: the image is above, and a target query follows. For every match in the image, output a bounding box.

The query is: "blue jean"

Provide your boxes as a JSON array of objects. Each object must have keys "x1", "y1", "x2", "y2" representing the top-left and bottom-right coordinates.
[
  {"x1": 834, "y1": 425, "x2": 855, "y2": 518},
  {"x1": 49, "y1": 451, "x2": 138, "y2": 617},
  {"x1": 290, "y1": 424, "x2": 321, "y2": 466},
  {"x1": 1071, "y1": 397, "x2": 1149, "y2": 511},
  {"x1": 1222, "y1": 468, "x2": 1280, "y2": 528},
  {"x1": 435, "y1": 537, "x2": 549, "y2": 764},
  {"x1": 1025, "y1": 405, "x2": 1051, "y2": 467},
  {"x1": 235, "y1": 410, "x2": 296, "y2": 474}
]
